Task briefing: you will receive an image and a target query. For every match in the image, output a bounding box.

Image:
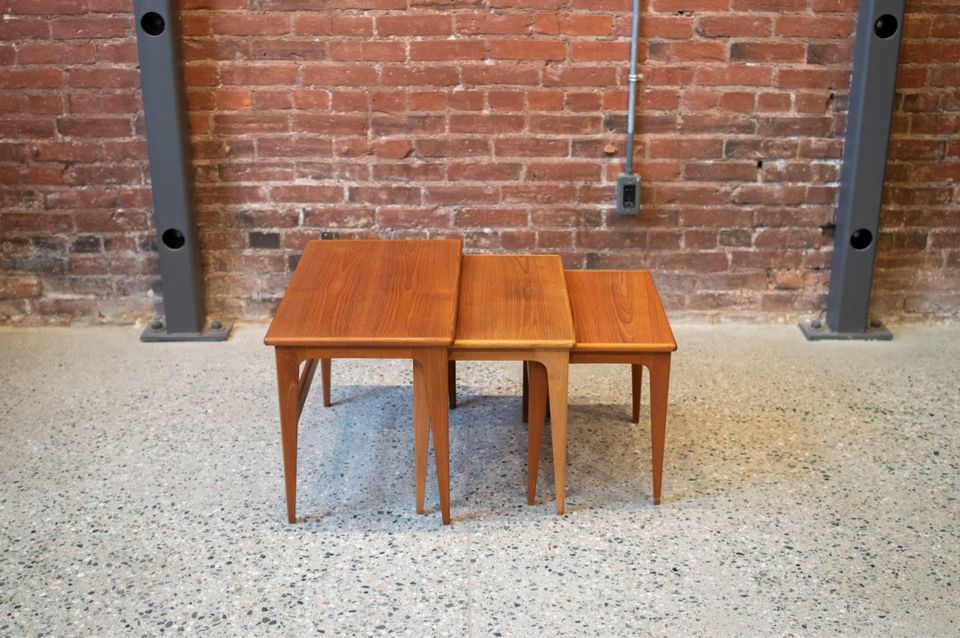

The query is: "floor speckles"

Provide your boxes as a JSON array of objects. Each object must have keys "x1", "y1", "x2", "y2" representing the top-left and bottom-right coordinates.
[{"x1": 0, "y1": 324, "x2": 958, "y2": 636}]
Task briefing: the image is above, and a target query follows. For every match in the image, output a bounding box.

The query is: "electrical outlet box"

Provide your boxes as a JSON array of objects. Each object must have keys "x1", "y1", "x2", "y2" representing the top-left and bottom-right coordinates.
[{"x1": 616, "y1": 174, "x2": 641, "y2": 215}]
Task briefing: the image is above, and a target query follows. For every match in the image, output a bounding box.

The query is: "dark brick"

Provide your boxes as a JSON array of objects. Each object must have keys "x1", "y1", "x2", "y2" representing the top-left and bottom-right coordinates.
[
  {"x1": 71, "y1": 235, "x2": 102, "y2": 253},
  {"x1": 719, "y1": 229, "x2": 753, "y2": 247},
  {"x1": 248, "y1": 231, "x2": 280, "y2": 249}
]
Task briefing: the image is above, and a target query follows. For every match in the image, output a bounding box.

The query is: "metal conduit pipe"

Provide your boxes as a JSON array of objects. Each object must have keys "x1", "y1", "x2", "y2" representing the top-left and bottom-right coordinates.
[{"x1": 616, "y1": 0, "x2": 642, "y2": 215}]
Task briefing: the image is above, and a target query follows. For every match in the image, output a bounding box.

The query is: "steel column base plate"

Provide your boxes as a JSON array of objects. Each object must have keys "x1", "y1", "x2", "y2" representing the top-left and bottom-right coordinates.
[
  {"x1": 798, "y1": 319, "x2": 892, "y2": 341},
  {"x1": 140, "y1": 320, "x2": 232, "y2": 342}
]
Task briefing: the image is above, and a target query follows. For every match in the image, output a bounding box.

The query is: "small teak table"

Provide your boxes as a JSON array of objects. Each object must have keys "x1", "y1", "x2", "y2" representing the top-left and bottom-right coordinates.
[
  {"x1": 526, "y1": 270, "x2": 677, "y2": 505},
  {"x1": 264, "y1": 239, "x2": 462, "y2": 525},
  {"x1": 437, "y1": 254, "x2": 576, "y2": 515}
]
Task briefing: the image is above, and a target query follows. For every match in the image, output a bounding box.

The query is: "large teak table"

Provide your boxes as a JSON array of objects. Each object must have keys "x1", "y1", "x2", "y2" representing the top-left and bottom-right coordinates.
[{"x1": 264, "y1": 239, "x2": 462, "y2": 525}]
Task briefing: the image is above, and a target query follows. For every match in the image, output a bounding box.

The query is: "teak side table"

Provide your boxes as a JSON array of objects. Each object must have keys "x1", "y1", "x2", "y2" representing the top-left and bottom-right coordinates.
[
  {"x1": 433, "y1": 254, "x2": 576, "y2": 515},
  {"x1": 264, "y1": 239, "x2": 462, "y2": 525},
  {"x1": 526, "y1": 270, "x2": 677, "y2": 505}
]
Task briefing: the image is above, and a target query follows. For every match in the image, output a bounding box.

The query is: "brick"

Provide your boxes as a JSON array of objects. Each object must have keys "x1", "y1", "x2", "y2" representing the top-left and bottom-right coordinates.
[
  {"x1": 566, "y1": 92, "x2": 602, "y2": 112},
  {"x1": 373, "y1": 162, "x2": 443, "y2": 182},
  {"x1": 378, "y1": 208, "x2": 452, "y2": 228},
  {"x1": 303, "y1": 65, "x2": 378, "y2": 87},
  {"x1": 407, "y1": 91, "x2": 445, "y2": 111},
  {"x1": 450, "y1": 114, "x2": 525, "y2": 134},
  {"x1": 248, "y1": 232, "x2": 281, "y2": 249},
  {"x1": 272, "y1": 185, "x2": 343, "y2": 203},
  {"x1": 69, "y1": 67, "x2": 139, "y2": 89},
  {"x1": 57, "y1": 117, "x2": 132, "y2": 138},
  {"x1": 490, "y1": 40, "x2": 565, "y2": 61},
  {"x1": 648, "y1": 42, "x2": 726, "y2": 63},
  {"x1": 544, "y1": 66, "x2": 618, "y2": 87},
  {"x1": 222, "y1": 63, "x2": 297, "y2": 86},
  {"x1": 696, "y1": 16, "x2": 770, "y2": 38},
  {"x1": 456, "y1": 208, "x2": 528, "y2": 227},
  {"x1": 733, "y1": 0, "x2": 805, "y2": 8},
  {"x1": 410, "y1": 41, "x2": 486, "y2": 61},
  {"x1": 456, "y1": 13, "x2": 531, "y2": 35},
  {"x1": 495, "y1": 138, "x2": 568, "y2": 157},
  {"x1": 377, "y1": 14, "x2": 452, "y2": 36},
  {"x1": 775, "y1": 16, "x2": 852, "y2": 38},
  {"x1": 633, "y1": 16, "x2": 694, "y2": 39},
  {"x1": 695, "y1": 65, "x2": 772, "y2": 87},
  {"x1": 572, "y1": 41, "x2": 631, "y2": 62},
  {"x1": 416, "y1": 138, "x2": 491, "y2": 157},
  {"x1": 349, "y1": 185, "x2": 421, "y2": 206},
  {"x1": 448, "y1": 162, "x2": 523, "y2": 181},
  {"x1": 294, "y1": 15, "x2": 373, "y2": 36},
  {"x1": 529, "y1": 90, "x2": 565, "y2": 111},
  {"x1": 807, "y1": 43, "x2": 853, "y2": 65},
  {"x1": 526, "y1": 162, "x2": 600, "y2": 181},
  {"x1": 329, "y1": 42, "x2": 405, "y2": 62},
  {"x1": 488, "y1": 91, "x2": 525, "y2": 111},
  {"x1": 375, "y1": 139, "x2": 414, "y2": 160},
  {"x1": 530, "y1": 115, "x2": 601, "y2": 134},
  {"x1": 535, "y1": 14, "x2": 613, "y2": 36},
  {"x1": 502, "y1": 184, "x2": 576, "y2": 204},
  {"x1": 449, "y1": 90, "x2": 485, "y2": 110},
  {"x1": 381, "y1": 66, "x2": 459, "y2": 86},
  {"x1": 371, "y1": 114, "x2": 444, "y2": 135},
  {"x1": 212, "y1": 14, "x2": 291, "y2": 36},
  {"x1": 214, "y1": 113, "x2": 289, "y2": 134},
  {"x1": 652, "y1": 0, "x2": 729, "y2": 10},
  {"x1": 463, "y1": 64, "x2": 542, "y2": 86},
  {"x1": 51, "y1": 17, "x2": 129, "y2": 39},
  {"x1": 731, "y1": 42, "x2": 804, "y2": 63},
  {"x1": 0, "y1": 275, "x2": 42, "y2": 299},
  {"x1": 490, "y1": 0, "x2": 563, "y2": 7},
  {"x1": 424, "y1": 186, "x2": 498, "y2": 205},
  {"x1": 649, "y1": 138, "x2": 723, "y2": 159},
  {"x1": 778, "y1": 69, "x2": 851, "y2": 90},
  {"x1": 18, "y1": 42, "x2": 96, "y2": 65},
  {"x1": 0, "y1": 68, "x2": 63, "y2": 89},
  {"x1": 249, "y1": 39, "x2": 328, "y2": 62}
]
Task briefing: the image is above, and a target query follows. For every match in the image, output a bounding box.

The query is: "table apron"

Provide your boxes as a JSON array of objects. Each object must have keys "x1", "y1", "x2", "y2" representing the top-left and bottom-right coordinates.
[
  {"x1": 570, "y1": 351, "x2": 670, "y2": 365},
  {"x1": 449, "y1": 347, "x2": 569, "y2": 362},
  {"x1": 274, "y1": 345, "x2": 443, "y2": 364}
]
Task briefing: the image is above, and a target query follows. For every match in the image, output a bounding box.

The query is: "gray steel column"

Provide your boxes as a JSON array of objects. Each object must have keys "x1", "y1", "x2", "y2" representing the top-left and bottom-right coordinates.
[
  {"x1": 801, "y1": 0, "x2": 904, "y2": 341},
  {"x1": 134, "y1": 0, "x2": 229, "y2": 341}
]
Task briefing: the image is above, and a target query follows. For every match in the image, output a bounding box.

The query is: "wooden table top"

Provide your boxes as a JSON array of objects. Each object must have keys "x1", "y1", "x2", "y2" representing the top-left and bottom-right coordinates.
[
  {"x1": 454, "y1": 254, "x2": 576, "y2": 350},
  {"x1": 264, "y1": 239, "x2": 462, "y2": 347},
  {"x1": 565, "y1": 270, "x2": 677, "y2": 353}
]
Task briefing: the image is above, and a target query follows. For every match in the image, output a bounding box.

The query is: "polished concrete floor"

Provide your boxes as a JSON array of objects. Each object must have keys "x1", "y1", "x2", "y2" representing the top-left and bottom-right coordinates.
[{"x1": 0, "y1": 323, "x2": 958, "y2": 636}]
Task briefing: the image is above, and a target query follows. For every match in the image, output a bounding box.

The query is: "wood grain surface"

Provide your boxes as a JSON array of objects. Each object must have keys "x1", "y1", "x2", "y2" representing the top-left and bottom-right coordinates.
[
  {"x1": 264, "y1": 239, "x2": 462, "y2": 346},
  {"x1": 454, "y1": 254, "x2": 575, "y2": 349},
  {"x1": 564, "y1": 270, "x2": 677, "y2": 352}
]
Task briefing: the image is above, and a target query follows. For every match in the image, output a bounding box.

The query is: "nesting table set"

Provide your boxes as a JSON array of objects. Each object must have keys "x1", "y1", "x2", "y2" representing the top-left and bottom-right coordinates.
[{"x1": 264, "y1": 239, "x2": 676, "y2": 525}]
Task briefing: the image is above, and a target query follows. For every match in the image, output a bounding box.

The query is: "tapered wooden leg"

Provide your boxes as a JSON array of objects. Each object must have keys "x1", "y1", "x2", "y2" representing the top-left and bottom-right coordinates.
[
  {"x1": 631, "y1": 363, "x2": 642, "y2": 424},
  {"x1": 526, "y1": 361, "x2": 548, "y2": 504},
  {"x1": 320, "y1": 358, "x2": 331, "y2": 407},
  {"x1": 539, "y1": 351, "x2": 569, "y2": 515},
  {"x1": 447, "y1": 360, "x2": 457, "y2": 409},
  {"x1": 275, "y1": 348, "x2": 302, "y2": 524},
  {"x1": 419, "y1": 348, "x2": 451, "y2": 524},
  {"x1": 413, "y1": 359, "x2": 429, "y2": 515},
  {"x1": 648, "y1": 354, "x2": 671, "y2": 505},
  {"x1": 521, "y1": 361, "x2": 529, "y2": 423}
]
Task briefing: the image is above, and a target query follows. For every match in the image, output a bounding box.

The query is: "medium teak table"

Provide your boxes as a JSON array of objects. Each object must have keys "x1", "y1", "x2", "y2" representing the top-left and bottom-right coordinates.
[{"x1": 264, "y1": 239, "x2": 462, "y2": 524}]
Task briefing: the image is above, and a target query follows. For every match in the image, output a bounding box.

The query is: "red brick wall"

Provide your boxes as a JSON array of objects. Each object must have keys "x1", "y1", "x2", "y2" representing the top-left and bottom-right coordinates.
[{"x1": 1, "y1": 0, "x2": 958, "y2": 324}]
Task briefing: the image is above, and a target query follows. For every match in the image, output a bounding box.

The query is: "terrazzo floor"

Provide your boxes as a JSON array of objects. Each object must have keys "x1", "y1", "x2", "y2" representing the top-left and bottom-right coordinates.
[{"x1": 0, "y1": 323, "x2": 958, "y2": 636}]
